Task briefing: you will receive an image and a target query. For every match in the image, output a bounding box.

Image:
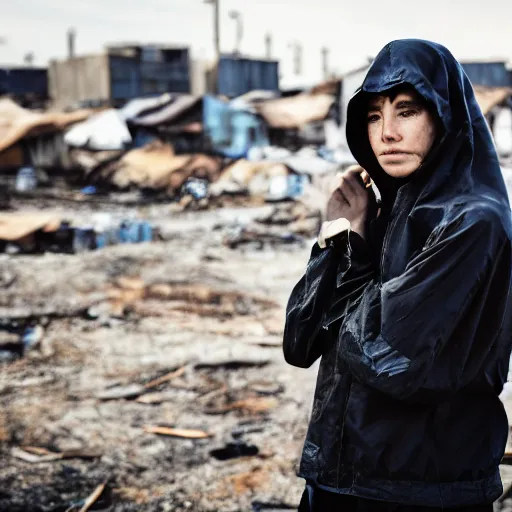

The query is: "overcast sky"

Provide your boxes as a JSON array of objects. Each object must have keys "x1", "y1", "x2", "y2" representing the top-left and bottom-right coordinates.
[{"x1": 2, "y1": 0, "x2": 512, "y2": 87}]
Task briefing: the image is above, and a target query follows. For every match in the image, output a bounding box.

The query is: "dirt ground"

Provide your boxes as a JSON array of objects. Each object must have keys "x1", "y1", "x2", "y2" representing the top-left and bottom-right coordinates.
[
  {"x1": 0, "y1": 195, "x2": 320, "y2": 512},
  {"x1": 2, "y1": 193, "x2": 512, "y2": 512}
]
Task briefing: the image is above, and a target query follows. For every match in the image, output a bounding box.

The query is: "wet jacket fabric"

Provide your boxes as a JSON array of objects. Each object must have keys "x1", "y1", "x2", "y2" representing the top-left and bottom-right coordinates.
[{"x1": 283, "y1": 39, "x2": 512, "y2": 507}]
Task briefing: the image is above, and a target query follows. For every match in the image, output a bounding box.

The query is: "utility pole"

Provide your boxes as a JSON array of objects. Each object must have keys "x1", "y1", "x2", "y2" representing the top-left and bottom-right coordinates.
[
  {"x1": 288, "y1": 42, "x2": 302, "y2": 76},
  {"x1": 204, "y1": 0, "x2": 220, "y2": 94},
  {"x1": 229, "y1": 10, "x2": 243, "y2": 56},
  {"x1": 67, "y1": 28, "x2": 76, "y2": 59},
  {"x1": 265, "y1": 32, "x2": 272, "y2": 60},
  {"x1": 321, "y1": 46, "x2": 330, "y2": 80}
]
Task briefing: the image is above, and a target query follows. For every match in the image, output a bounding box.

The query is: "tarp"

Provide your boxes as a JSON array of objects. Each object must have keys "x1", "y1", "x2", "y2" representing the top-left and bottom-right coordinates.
[
  {"x1": 216, "y1": 159, "x2": 289, "y2": 186},
  {"x1": 248, "y1": 146, "x2": 342, "y2": 176},
  {"x1": 130, "y1": 95, "x2": 202, "y2": 127},
  {"x1": 229, "y1": 90, "x2": 280, "y2": 113},
  {"x1": 310, "y1": 79, "x2": 340, "y2": 96},
  {"x1": 210, "y1": 159, "x2": 290, "y2": 197},
  {"x1": 97, "y1": 142, "x2": 223, "y2": 193},
  {"x1": 0, "y1": 213, "x2": 60, "y2": 241},
  {"x1": 256, "y1": 93, "x2": 334, "y2": 129},
  {"x1": 64, "y1": 109, "x2": 132, "y2": 151},
  {"x1": 474, "y1": 86, "x2": 512, "y2": 115},
  {"x1": 0, "y1": 98, "x2": 91, "y2": 154},
  {"x1": 120, "y1": 93, "x2": 173, "y2": 121},
  {"x1": 70, "y1": 149, "x2": 123, "y2": 173}
]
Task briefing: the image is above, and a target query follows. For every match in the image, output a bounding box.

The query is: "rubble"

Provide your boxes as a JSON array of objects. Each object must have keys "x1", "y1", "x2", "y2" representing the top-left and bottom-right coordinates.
[
  {"x1": 144, "y1": 426, "x2": 214, "y2": 439},
  {"x1": 210, "y1": 442, "x2": 260, "y2": 461},
  {"x1": 144, "y1": 366, "x2": 187, "y2": 389},
  {"x1": 11, "y1": 446, "x2": 102, "y2": 463},
  {"x1": 0, "y1": 202, "x2": 317, "y2": 510},
  {"x1": 97, "y1": 384, "x2": 146, "y2": 401},
  {"x1": 79, "y1": 482, "x2": 108, "y2": 512}
]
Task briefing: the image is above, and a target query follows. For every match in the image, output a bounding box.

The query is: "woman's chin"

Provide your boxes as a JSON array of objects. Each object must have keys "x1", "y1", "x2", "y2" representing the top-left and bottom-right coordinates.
[{"x1": 380, "y1": 162, "x2": 420, "y2": 178}]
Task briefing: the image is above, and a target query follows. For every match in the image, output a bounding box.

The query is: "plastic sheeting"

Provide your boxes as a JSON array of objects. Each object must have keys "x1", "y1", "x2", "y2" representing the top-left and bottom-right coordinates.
[
  {"x1": 95, "y1": 142, "x2": 223, "y2": 193},
  {"x1": 0, "y1": 98, "x2": 91, "y2": 153},
  {"x1": 256, "y1": 93, "x2": 334, "y2": 129},
  {"x1": 0, "y1": 213, "x2": 60, "y2": 242},
  {"x1": 247, "y1": 146, "x2": 343, "y2": 176},
  {"x1": 473, "y1": 86, "x2": 512, "y2": 115},
  {"x1": 203, "y1": 95, "x2": 268, "y2": 159},
  {"x1": 129, "y1": 95, "x2": 202, "y2": 126},
  {"x1": 64, "y1": 109, "x2": 132, "y2": 151},
  {"x1": 120, "y1": 93, "x2": 173, "y2": 121}
]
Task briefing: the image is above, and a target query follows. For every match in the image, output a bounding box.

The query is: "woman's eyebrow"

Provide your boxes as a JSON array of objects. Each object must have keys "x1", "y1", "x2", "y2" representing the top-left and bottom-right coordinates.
[
  {"x1": 367, "y1": 104, "x2": 382, "y2": 112},
  {"x1": 395, "y1": 100, "x2": 423, "y2": 109}
]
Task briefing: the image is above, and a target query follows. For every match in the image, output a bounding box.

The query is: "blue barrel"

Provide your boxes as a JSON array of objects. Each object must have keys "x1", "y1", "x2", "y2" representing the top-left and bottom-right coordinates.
[
  {"x1": 139, "y1": 222, "x2": 153, "y2": 242},
  {"x1": 16, "y1": 167, "x2": 37, "y2": 192}
]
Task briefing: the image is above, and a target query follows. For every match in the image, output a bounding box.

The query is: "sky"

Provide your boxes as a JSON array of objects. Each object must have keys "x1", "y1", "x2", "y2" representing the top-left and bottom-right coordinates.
[{"x1": 2, "y1": 0, "x2": 512, "y2": 87}]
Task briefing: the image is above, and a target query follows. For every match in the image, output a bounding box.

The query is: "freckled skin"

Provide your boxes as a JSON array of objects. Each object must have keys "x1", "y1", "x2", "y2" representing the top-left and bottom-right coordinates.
[{"x1": 367, "y1": 90, "x2": 438, "y2": 178}]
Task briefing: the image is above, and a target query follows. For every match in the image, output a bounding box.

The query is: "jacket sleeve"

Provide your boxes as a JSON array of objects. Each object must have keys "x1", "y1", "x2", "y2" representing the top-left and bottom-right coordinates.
[
  {"x1": 338, "y1": 212, "x2": 509, "y2": 402},
  {"x1": 283, "y1": 230, "x2": 374, "y2": 368}
]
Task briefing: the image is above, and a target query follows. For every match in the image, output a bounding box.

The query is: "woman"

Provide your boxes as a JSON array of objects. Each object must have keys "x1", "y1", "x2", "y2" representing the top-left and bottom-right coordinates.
[{"x1": 284, "y1": 39, "x2": 512, "y2": 511}]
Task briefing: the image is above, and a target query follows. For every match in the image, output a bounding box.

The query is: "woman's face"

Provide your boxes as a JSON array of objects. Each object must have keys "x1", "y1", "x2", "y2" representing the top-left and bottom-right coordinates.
[{"x1": 367, "y1": 89, "x2": 438, "y2": 178}]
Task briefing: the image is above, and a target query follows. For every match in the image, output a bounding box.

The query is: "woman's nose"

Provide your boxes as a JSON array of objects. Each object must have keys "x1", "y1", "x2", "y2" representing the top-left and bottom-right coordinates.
[{"x1": 381, "y1": 117, "x2": 402, "y2": 143}]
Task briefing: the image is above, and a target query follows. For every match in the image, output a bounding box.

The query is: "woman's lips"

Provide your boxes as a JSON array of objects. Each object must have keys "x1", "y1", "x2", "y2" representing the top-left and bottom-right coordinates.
[
  {"x1": 380, "y1": 152, "x2": 411, "y2": 160},
  {"x1": 381, "y1": 151, "x2": 410, "y2": 156}
]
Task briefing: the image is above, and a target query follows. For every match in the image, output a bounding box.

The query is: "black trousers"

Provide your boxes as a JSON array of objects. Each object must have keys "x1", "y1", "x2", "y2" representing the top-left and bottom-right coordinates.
[{"x1": 298, "y1": 486, "x2": 494, "y2": 511}]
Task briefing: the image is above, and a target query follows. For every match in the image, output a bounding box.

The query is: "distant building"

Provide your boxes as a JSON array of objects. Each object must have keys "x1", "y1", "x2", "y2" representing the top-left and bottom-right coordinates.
[
  {"x1": 0, "y1": 67, "x2": 48, "y2": 106},
  {"x1": 216, "y1": 55, "x2": 279, "y2": 97},
  {"x1": 49, "y1": 44, "x2": 191, "y2": 108},
  {"x1": 191, "y1": 54, "x2": 279, "y2": 98},
  {"x1": 460, "y1": 60, "x2": 512, "y2": 87}
]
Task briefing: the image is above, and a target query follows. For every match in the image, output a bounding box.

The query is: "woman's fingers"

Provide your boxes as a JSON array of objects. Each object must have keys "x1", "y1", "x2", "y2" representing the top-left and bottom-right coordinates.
[
  {"x1": 332, "y1": 188, "x2": 350, "y2": 206},
  {"x1": 339, "y1": 175, "x2": 358, "y2": 205}
]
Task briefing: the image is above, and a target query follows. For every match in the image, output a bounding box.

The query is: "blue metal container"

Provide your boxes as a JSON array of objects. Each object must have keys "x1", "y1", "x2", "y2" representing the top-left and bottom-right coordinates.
[
  {"x1": 217, "y1": 56, "x2": 279, "y2": 98},
  {"x1": 109, "y1": 47, "x2": 191, "y2": 102},
  {"x1": 0, "y1": 68, "x2": 48, "y2": 97},
  {"x1": 461, "y1": 62, "x2": 512, "y2": 87}
]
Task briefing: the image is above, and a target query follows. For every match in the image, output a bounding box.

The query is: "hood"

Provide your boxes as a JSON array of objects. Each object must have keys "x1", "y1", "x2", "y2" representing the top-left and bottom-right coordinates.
[{"x1": 346, "y1": 39, "x2": 509, "y2": 210}]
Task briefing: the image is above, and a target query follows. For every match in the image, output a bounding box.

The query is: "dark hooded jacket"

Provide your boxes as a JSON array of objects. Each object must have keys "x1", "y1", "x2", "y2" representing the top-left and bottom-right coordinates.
[{"x1": 283, "y1": 39, "x2": 512, "y2": 507}]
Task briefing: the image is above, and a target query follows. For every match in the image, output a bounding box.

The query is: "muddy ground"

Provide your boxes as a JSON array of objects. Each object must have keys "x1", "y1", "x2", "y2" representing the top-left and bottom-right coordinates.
[{"x1": 2, "y1": 192, "x2": 512, "y2": 512}]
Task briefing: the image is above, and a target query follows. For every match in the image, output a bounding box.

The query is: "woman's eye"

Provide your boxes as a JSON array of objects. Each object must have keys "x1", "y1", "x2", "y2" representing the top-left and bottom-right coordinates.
[
  {"x1": 399, "y1": 109, "x2": 418, "y2": 118},
  {"x1": 367, "y1": 115, "x2": 380, "y2": 123}
]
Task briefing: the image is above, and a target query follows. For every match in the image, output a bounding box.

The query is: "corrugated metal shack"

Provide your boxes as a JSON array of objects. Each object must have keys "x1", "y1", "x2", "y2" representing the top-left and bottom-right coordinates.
[
  {"x1": 49, "y1": 44, "x2": 191, "y2": 108},
  {"x1": 461, "y1": 60, "x2": 512, "y2": 87},
  {"x1": 216, "y1": 55, "x2": 279, "y2": 98}
]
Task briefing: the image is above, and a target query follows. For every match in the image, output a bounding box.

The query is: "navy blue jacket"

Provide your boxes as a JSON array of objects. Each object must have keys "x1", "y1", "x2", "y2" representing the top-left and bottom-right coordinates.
[{"x1": 283, "y1": 39, "x2": 512, "y2": 507}]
